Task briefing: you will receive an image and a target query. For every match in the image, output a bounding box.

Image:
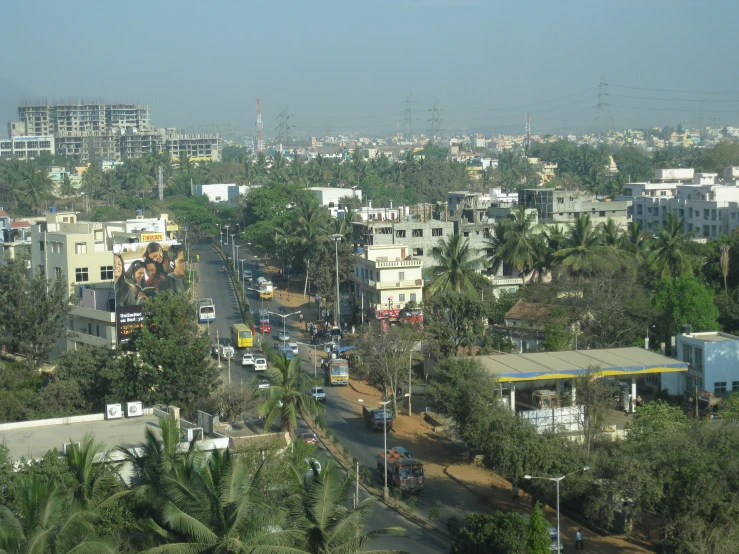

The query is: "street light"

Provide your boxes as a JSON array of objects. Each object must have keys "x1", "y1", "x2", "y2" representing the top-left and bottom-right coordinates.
[
  {"x1": 269, "y1": 310, "x2": 302, "y2": 349},
  {"x1": 224, "y1": 225, "x2": 230, "y2": 245},
  {"x1": 524, "y1": 466, "x2": 590, "y2": 553},
  {"x1": 330, "y1": 234, "x2": 342, "y2": 334},
  {"x1": 218, "y1": 224, "x2": 224, "y2": 245},
  {"x1": 230, "y1": 234, "x2": 236, "y2": 262},
  {"x1": 234, "y1": 244, "x2": 241, "y2": 273},
  {"x1": 379, "y1": 399, "x2": 391, "y2": 501},
  {"x1": 408, "y1": 348, "x2": 413, "y2": 417},
  {"x1": 645, "y1": 324, "x2": 656, "y2": 350}
]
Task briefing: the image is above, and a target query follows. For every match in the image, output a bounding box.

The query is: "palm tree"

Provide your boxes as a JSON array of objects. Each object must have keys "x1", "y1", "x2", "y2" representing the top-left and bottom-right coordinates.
[
  {"x1": 272, "y1": 152, "x2": 288, "y2": 183},
  {"x1": 0, "y1": 475, "x2": 114, "y2": 553},
  {"x1": 290, "y1": 155, "x2": 308, "y2": 187},
  {"x1": 489, "y1": 206, "x2": 541, "y2": 280},
  {"x1": 59, "y1": 174, "x2": 77, "y2": 209},
  {"x1": 65, "y1": 433, "x2": 124, "y2": 509},
  {"x1": 255, "y1": 354, "x2": 322, "y2": 437},
  {"x1": 600, "y1": 218, "x2": 622, "y2": 247},
  {"x1": 143, "y1": 448, "x2": 297, "y2": 553},
  {"x1": 291, "y1": 197, "x2": 330, "y2": 296},
  {"x1": 426, "y1": 234, "x2": 485, "y2": 295},
  {"x1": 649, "y1": 213, "x2": 695, "y2": 278},
  {"x1": 554, "y1": 214, "x2": 606, "y2": 273},
  {"x1": 532, "y1": 224, "x2": 565, "y2": 282},
  {"x1": 22, "y1": 169, "x2": 55, "y2": 214},
  {"x1": 291, "y1": 461, "x2": 405, "y2": 554},
  {"x1": 619, "y1": 221, "x2": 651, "y2": 263},
  {"x1": 720, "y1": 244, "x2": 730, "y2": 301}
]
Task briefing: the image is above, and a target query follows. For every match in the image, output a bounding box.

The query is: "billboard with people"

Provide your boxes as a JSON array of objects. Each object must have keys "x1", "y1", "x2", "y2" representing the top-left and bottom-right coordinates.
[{"x1": 113, "y1": 240, "x2": 185, "y2": 342}]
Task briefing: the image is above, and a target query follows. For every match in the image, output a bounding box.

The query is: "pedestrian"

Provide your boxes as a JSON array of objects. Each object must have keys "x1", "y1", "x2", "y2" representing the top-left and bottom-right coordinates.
[
  {"x1": 351, "y1": 325, "x2": 356, "y2": 334},
  {"x1": 511, "y1": 482, "x2": 519, "y2": 503},
  {"x1": 575, "y1": 529, "x2": 583, "y2": 550}
]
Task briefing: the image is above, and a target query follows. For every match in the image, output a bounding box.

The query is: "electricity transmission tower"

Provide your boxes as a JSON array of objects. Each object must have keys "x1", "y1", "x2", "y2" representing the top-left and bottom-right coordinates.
[
  {"x1": 275, "y1": 106, "x2": 294, "y2": 145},
  {"x1": 593, "y1": 74, "x2": 614, "y2": 134},
  {"x1": 428, "y1": 101, "x2": 444, "y2": 140},
  {"x1": 402, "y1": 94, "x2": 417, "y2": 141},
  {"x1": 256, "y1": 98, "x2": 264, "y2": 153}
]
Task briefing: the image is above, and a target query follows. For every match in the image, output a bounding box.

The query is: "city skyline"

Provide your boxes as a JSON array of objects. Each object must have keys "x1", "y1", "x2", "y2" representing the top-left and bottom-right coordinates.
[{"x1": 3, "y1": 0, "x2": 739, "y2": 138}]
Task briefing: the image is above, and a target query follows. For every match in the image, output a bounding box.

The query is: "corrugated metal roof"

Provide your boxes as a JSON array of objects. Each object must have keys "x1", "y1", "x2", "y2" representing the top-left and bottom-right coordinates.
[{"x1": 472, "y1": 347, "x2": 687, "y2": 382}]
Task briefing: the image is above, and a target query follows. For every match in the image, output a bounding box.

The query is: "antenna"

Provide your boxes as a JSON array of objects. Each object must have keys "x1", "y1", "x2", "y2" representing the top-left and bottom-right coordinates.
[
  {"x1": 524, "y1": 114, "x2": 531, "y2": 153},
  {"x1": 256, "y1": 99, "x2": 264, "y2": 153}
]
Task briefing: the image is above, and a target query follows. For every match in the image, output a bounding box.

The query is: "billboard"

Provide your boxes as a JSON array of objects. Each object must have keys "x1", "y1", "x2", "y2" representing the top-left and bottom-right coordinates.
[{"x1": 113, "y1": 240, "x2": 185, "y2": 342}]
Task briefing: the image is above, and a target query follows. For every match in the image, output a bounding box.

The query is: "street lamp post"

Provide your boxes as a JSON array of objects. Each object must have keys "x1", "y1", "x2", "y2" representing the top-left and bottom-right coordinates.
[
  {"x1": 219, "y1": 225, "x2": 224, "y2": 245},
  {"x1": 224, "y1": 225, "x2": 230, "y2": 245},
  {"x1": 234, "y1": 244, "x2": 241, "y2": 274},
  {"x1": 379, "y1": 399, "x2": 391, "y2": 501},
  {"x1": 330, "y1": 234, "x2": 342, "y2": 333},
  {"x1": 230, "y1": 235, "x2": 236, "y2": 263},
  {"x1": 296, "y1": 341, "x2": 331, "y2": 379},
  {"x1": 269, "y1": 310, "x2": 302, "y2": 349},
  {"x1": 524, "y1": 466, "x2": 590, "y2": 553},
  {"x1": 408, "y1": 349, "x2": 413, "y2": 417}
]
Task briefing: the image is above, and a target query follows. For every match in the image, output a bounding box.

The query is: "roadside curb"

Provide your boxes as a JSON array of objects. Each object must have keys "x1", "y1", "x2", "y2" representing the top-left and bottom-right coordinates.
[{"x1": 211, "y1": 243, "x2": 249, "y2": 326}]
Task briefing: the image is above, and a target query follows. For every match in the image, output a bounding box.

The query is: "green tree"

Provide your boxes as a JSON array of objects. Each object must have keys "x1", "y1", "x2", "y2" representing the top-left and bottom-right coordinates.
[
  {"x1": 293, "y1": 461, "x2": 405, "y2": 554},
  {"x1": 619, "y1": 221, "x2": 651, "y2": 263},
  {"x1": 0, "y1": 257, "x2": 72, "y2": 371},
  {"x1": 452, "y1": 512, "x2": 527, "y2": 554},
  {"x1": 426, "y1": 234, "x2": 486, "y2": 295},
  {"x1": 649, "y1": 213, "x2": 695, "y2": 278},
  {"x1": 652, "y1": 274, "x2": 720, "y2": 334},
  {"x1": 554, "y1": 214, "x2": 606, "y2": 273},
  {"x1": 255, "y1": 355, "x2": 322, "y2": 437},
  {"x1": 527, "y1": 502, "x2": 552, "y2": 554},
  {"x1": 629, "y1": 400, "x2": 688, "y2": 438},
  {"x1": 65, "y1": 433, "x2": 123, "y2": 509},
  {"x1": 21, "y1": 169, "x2": 55, "y2": 214},
  {"x1": 489, "y1": 206, "x2": 541, "y2": 280},
  {"x1": 423, "y1": 292, "x2": 487, "y2": 357}
]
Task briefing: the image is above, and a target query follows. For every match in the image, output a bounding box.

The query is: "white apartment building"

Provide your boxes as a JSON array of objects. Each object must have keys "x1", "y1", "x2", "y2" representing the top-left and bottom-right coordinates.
[
  {"x1": 0, "y1": 135, "x2": 55, "y2": 159},
  {"x1": 309, "y1": 187, "x2": 362, "y2": 207},
  {"x1": 632, "y1": 177, "x2": 739, "y2": 238},
  {"x1": 191, "y1": 183, "x2": 259, "y2": 206},
  {"x1": 352, "y1": 244, "x2": 423, "y2": 321},
  {"x1": 662, "y1": 331, "x2": 739, "y2": 397}
]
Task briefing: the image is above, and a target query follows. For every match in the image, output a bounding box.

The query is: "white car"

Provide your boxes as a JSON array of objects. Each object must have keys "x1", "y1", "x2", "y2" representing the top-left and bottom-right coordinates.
[
  {"x1": 277, "y1": 331, "x2": 290, "y2": 342},
  {"x1": 288, "y1": 342, "x2": 299, "y2": 355},
  {"x1": 311, "y1": 387, "x2": 326, "y2": 402},
  {"x1": 304, "y1": 458, "x2": 322, "y2": 474},
  {"x1": 254, "y1": 358, "x2": 268, "y2": 371},
  {"x1": 257, "y1": 379, "x2": 271, "y2": 390},
  {"x1": 242, "y1": 353, "x2": 255, "y2": 367}
]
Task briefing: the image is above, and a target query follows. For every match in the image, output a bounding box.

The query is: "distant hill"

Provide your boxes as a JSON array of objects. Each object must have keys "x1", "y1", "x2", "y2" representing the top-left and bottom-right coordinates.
[{"x1": 0, "y1": 76, "x2": 36, "y2": 133}]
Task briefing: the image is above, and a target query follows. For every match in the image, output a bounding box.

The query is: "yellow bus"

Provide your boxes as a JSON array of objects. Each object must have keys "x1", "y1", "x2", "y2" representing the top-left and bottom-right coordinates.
[{"x1": 231, "y1": 324, "x2": 254, "y2": 348}]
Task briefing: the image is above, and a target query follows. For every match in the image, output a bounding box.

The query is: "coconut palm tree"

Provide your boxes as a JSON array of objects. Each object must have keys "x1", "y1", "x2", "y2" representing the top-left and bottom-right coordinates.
[
  {"x1": 649, "y1": 213, "x2": 695, "y2": 278},
  {"x1": 720, "y1": 244, "x2": 730, "y2": 301},
  {"x1": 255, "y1": 354, "x2": 322, "y2": 437},
  {"x1": 59, "y1": 174, "x2": 77, "y2": 209},
  {"x1": 290, "y1": 155, "x2": 308, "y2": 187},
  {"x1": 290, "y1": 461, "x2": 405, "y2": 554},
  {"x1": 0, "y1": 475, "x2": 115, "y2": 553},
  {"x1": 65, "y1": 433, "x2": 124, "y2": 510},
  {"x1": 291, "y1": 197, "x2": 331, "y2": 296},
  {"x1": 426, "y1": 233, "x2": 486, "y2": 295},
  {"x1": 619, "y1": 221, "x2": 651, "y2": 263},
  {"x1": 22, "y1": 169, "x2": 55, "y2": 214},
  {"x1": 554, "y1": 214, "x2": 607, "y2": 273},
  {"x1": 600, "y1": 218, "x2": 622, "y2": 247},
  {"x1": 532, "y1": 224, "x2": 565, "y2": 282},
  {"x1": 143, "y1": 448, "x2": 297, "y2": 553},
  {"x1": 489, "y1": 205, "x2": 541, "y2": 280}
]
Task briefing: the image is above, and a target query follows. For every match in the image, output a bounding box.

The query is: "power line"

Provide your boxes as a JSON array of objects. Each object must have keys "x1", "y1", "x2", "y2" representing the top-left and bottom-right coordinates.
[
  {"x1": 609, "y1": 83, "x2": 739, "y2": 95},
  {"x1": 402, "y1": 94, "x2": 417, "y2": 140},
  {"x1": 610, "y1": 93, "x2": 739, "y2": 103},
  {"x1": 427, "y1": 100, "x2": 444, "y2": 139}
]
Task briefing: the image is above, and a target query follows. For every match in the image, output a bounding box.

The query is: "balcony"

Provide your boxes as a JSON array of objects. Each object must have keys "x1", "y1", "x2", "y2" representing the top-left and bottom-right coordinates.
[
  {"x1": 351, "y1": 274, "x2": 423, "y2": 290},
  {"x1": 359, "y1": 257, "x2": 422, "y2": 269}
]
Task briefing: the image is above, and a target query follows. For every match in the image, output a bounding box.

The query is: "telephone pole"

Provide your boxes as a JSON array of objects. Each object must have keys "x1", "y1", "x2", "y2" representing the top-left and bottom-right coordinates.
[{"x1": 256, "y1": 99, "x2": 264, "y2": 153}]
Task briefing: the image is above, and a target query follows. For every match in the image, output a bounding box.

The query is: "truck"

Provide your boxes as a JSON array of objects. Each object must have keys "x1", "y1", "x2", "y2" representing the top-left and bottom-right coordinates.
[
  {"x1": 363, "y1": 405, "x2": 393, "y2": 431},
  {"x1": 326, "y1": 359, "x2": 349, "y2": 386},
  {"x1": 376, "y1": 448, "x2": 424, "y2": 492},
  {"x1": 259, "y1": 281, "x2": 274, "y2": 300}
]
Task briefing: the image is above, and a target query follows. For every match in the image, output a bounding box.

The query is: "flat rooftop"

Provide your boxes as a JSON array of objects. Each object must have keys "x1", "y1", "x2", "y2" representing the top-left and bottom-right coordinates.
[
  {"x1": 0, "y1": 414, "x2": 159, "y2": 461},
  {"x1": 472, "y1": 347, "x2": 687, "y2": 382},
  {"x1": 682, "y1": 332, "x2": 739, "y2": 342}
]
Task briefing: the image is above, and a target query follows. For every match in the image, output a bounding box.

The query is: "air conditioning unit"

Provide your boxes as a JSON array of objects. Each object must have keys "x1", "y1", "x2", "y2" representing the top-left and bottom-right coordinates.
[
  {"x1": 186, "y1": 427, "x2": 204, "y2": 442},
  {"x1": 105, "y1": 403, "x2": 122, "y2": 420},
  {"x1": 62, "y1": 442, "x2": 81, "y2": 455},
  {"x1": 126, "y1": 401, "x2": 143, "y2": 418}
]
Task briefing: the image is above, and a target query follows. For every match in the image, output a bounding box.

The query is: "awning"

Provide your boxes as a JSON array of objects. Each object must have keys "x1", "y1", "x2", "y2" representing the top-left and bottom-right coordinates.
[{"x1": 338, "y1": 346, "x2": 356, "y2": 354}]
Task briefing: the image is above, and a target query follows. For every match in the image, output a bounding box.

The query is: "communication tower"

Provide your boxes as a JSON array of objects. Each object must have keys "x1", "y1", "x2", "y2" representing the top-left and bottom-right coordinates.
[{"x1": 256, "y1": 99, "x2": 264, "y2": 153}]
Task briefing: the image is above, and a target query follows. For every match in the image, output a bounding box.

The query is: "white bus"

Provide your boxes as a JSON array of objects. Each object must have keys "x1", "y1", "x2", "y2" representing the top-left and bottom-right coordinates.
[{"x1": 198, "y1": 298, "x2": 216, "y2": 323}]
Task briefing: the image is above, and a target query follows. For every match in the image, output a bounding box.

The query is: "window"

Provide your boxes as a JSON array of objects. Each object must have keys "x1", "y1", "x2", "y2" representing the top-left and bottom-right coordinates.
[
  {"x1": 75, "y1": 267, "x2": 89, "y2": 282},
  {"x1": 410, "y1": 293, "x2": 417, "y2": 302},
  {"x1": 39, "y1": 240, "x2": 44, "y2": 251},
  {"x1": 100, "y1": 265, "x2": 114, "y2": 280},
  {"x1": 704, "y1": 209, "x2": 710, "y2": 219},
  {"x1": 395, "y1": 230, "x2": 406, "y2": 238},
  {"x1": 398, "y1": 272, "x2": 405, "y2": 281},
  {"x1": 557, "y1": 197, "x2": 564, "y2": 204},
  {"x1": 599, "y1": 211, "x2": 606, "y2": 217},
  {"x1": 398, "y1": 294, "x2": 405, "y2": 302},
  {"x1": 432, "y1": 228, "x2": 443, "y2": 237},
  {"x1": 733, "y1": 381, "x2": 739, "y2": 392},
  {"x1": 463, "y1": 232, "x2": 469, "y2": 237},
  {"x1": 412, "y1": 229, "x2": 423, "y2": 238},
  {"x1": 714, "y1": 382, "x2": 727, "y2": 395},
  {"x1": 679, "y1": 209, "x2": 685, "y2": 217},
  {"x1": 412, "y1": 248, "x2": 424, "y2": 256},
  {"x1": 75, "y1": 242, "x2": 87, "y2": 254},
  {"x1": 694, "y1": 347, "x2": 703, "y2": 372},
  {"x1": 682, "y1": 343, "x2": 692, "y2": 365},
  {"x1": 55, "y1": 267, "x2": 63, "y2": 278}
]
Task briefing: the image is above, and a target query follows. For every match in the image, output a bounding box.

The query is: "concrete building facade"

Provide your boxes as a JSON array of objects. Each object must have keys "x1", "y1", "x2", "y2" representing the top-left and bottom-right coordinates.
[
  {"x1": 518, "y1": 189, "x2": 630, "y2": 227},
  {"x1": 0, "y1": 135, "x2": 55, "y2": 159},
  {"x1": 351, "y1": 244, "x2": 424, "y2": 320}
]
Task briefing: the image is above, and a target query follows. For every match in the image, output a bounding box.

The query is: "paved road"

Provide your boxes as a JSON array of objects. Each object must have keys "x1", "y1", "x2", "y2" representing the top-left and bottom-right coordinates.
[{"x1": 194, "y1": 239, "x2": 450, "y2": 554}]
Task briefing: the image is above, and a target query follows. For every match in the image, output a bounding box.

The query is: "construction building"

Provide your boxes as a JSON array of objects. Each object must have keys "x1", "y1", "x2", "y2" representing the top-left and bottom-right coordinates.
[{"x1": 518, "y1": 188, "x2": 629, "y2": 227}]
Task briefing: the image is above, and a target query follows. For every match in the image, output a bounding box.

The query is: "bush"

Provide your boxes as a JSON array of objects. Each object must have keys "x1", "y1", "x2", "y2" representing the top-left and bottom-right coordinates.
[
  {"x1": 360, "y1": 467, "x2": 373, "y2": 485},
  {"x1": 342, "y1": 445, "x2": 352, "y2": 460},
  {"x1": 405, "y1": 494, "x2": 418, "y2": 513},
  {"x1": 391, "y1": 487, "x2": 402, "y2": 504},
  {"x1": 429, "y1": 507, "x2": 441, "y2": 525}
]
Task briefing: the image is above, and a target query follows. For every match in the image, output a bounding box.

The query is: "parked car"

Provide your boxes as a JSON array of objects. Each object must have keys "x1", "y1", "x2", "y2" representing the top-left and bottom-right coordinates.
[
  {"x1": 254, "y1": 358, "x2": 268, "y2": 371},
  {"x1": 241, "y1": 353, "x2": 255, "y2": 368},
  {"x1": 257, "y1": 380, "x2": 271, "y2": 390},
  {"x1": 304, "y1": 458, "x2": 322, "y2": 475},
  {"x1": 301, "y1": 432, "x2": 318, "y2": 445},
  {"x1": 311, "y1": 387, "x2": 326, "y2": 402}
]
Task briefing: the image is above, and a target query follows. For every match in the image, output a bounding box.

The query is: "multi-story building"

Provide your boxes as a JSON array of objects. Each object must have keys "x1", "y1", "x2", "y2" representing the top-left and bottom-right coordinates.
[
  {"x1": 107, "y1": 104, "x2": 150, "y2": 130},
  {"x1": 518, "y1": 188, "x2": 630, "y2": 227},
  {"x1": 352, "y1": 219, "x2": 454, "y2": 269},
  {"x1": 351, "y1": 244, "x2": 423, "y2": 321},
  {"x1": 29, "y1": 209, "x2": 174, "y2": 352},
  {"x1": 632, "y1": 176, "x2": 739, "y2": 238},
  {"x1": 662, "y1": 330, "x2": 739, "y2": 397},
  {"x1": 16, "y1": 103, "x2": 52, "y2": 136},
  {"x1": 0, "y1": 136, "x2": 55, "y2": 159},
  {"x1": 163, "y1": 132, "x2": 222, "y2": 162},
  {"x1": 119, "y1": 129, "x2": 164, "y2": 160}
]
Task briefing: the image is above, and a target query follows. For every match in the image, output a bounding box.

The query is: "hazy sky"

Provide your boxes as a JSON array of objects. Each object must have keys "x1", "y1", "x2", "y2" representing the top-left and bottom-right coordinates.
[{"x1": 4, "y1": 0, "x2": 739, "y2": 138}]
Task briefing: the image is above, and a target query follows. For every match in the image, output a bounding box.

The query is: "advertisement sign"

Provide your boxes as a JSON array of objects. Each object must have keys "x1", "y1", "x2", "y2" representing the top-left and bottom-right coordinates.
[
  {"x1": 113, "y1": 239, "x2": 185, "y2": 343},
  {"x1": 140, "y1": 232, "x2": 164, "y2": 242}
]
